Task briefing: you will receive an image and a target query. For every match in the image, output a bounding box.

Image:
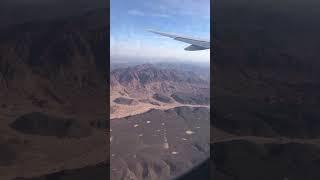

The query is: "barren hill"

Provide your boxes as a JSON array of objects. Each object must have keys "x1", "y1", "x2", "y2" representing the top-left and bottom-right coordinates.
[
  {"x1": 110, "y1": 63, "x2": 208, "y2": 96},
  {"x1": 0, "y1": 9, "x2": 108, "y2": 113},
  {"x1": 110, "y1": 63, "x2": 210, "y2": 119},
  {"x1": 0, "y1": 9, "x2": 108, "y2": 180}
]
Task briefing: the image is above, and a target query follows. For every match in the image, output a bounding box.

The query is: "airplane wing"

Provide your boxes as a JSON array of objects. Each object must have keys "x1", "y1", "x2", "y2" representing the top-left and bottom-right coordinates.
[{"x1": 148, "y1": 30, "x2": 210, "y2": 51}]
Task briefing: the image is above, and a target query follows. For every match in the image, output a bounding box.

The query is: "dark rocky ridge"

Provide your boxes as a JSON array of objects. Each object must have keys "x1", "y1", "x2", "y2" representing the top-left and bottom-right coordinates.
[
  {"x1": 139, "y1": 99, "x2": 161, "y2": 106},
  {"x1": 152, "y1": 93, "x2": 173, "y2": 103},
  {"x1": 214, "y1": 95, "x2": 320, "y2": 138},
  {"x1": 111, "y1": 64, "x2": 207, "y2": 88},
  {"x1": 213, "y1": 0, "x2": 320, "y2": 138},
  {"x1": 112, "y1": 64, "x2": 205, "y2": 84},
  {"x1": 111, "y1": 64, "x2": 210, "y2": 105},
  {"x1": 155, "y1": 62, "x2": 210, "y2": 81},
  {"x1": 0, "y1": 8, "x2": 108, "y2": 180},
  {"x1": 14, "y1": 162, "x2": 108, "y2": 180},
  {"x1": 113, "y1": 97, "x2": 135, "y2": 105},
  {"x1": 212, "y1": 0, "x2": 320, "y2": 179},
  {"x1": 213, "y1": 140, "x2": 320, "y2": 180},
  {"x1": 172, "y1": 92, "x2": 210, "y2": 105},
  {"x1": 10, "y1": 112, "x2": 92, "y2": 138},
  {"x1": 90, "y1": 118, "x2": 109, "y2": 130},
  {"x1": 0, "y1": 144, "x2": 16, "y2": 166},
  {"x1": 0, "y1": 8, "x2": 108, "y2": 111}
]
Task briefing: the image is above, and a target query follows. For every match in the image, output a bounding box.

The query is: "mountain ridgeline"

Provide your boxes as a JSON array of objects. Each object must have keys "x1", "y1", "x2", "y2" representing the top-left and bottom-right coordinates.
[{"x1": 110, "y1": 63, "x2": 210, "y2": 105}]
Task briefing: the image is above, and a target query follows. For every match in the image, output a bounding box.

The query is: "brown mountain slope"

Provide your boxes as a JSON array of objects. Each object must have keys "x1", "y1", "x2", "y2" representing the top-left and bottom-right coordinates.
[
  {"x1": 110, "y1": 64, "x2": 210, "y2": 118},
  {"x1": 0, "y1": 9, "x2": 108, "y2": 180},
  {"x1": 111, "y1": 64, "x2": 209, "y2": 97},
  {"x1": 0, "y1": 9, "x2": 108, "y2": 113}
]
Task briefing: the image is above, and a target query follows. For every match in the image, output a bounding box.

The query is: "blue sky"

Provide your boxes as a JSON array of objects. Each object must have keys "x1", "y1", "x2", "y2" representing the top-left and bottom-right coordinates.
[{"x1": 110, "y1": 0, "x2": 210, "y2": 63}]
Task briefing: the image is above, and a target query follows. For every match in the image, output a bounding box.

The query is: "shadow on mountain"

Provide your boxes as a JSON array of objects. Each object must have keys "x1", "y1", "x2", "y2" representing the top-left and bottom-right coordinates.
[
  {"x1": 90, "y1": 118, "x2": 109, "y2": 130},
  {"x1": 113, "y1": 97, "x2": 136, "y2": 105},
  {"x1": 10, "y1": 112, "x2": 92, "y2": 138},
  {"x1": 0, "y1": 8, "x2": 108, "y2": 114},
  {"x1": 171, "y1": 92, "x2": 209, "y2": 105},
  {"x1": 213, "y1": 140, "x2": 320, "y2": 180},
  {"x1": 176, "y1": 158, "x2": 210, "y2": 180},
  {"x1": 139, "y1": 99, "x2": 161, "y2": 106},
  {"x1": 213, "y1": 0, "x2": 320, "y2": 138},
  {"x1": 152, "y1": 93, "x2": 173, "y2": 103},
  {"x1": 0, "y1": 144, "x2": 16, "y2": 166},
  {"x1": 14, "y1": 163, "x2": 108, "y2": 180}
]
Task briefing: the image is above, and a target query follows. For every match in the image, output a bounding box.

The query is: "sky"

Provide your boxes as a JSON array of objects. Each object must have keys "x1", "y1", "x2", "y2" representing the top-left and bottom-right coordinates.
[{"x1": 110, "y1": 0, "x2": 210, "y2": 63}]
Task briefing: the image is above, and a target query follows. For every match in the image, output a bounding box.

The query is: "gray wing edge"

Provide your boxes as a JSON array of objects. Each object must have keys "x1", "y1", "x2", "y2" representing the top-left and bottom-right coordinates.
[{"x1": 148, "y1": 30, "x2": 210, "y2": 51}]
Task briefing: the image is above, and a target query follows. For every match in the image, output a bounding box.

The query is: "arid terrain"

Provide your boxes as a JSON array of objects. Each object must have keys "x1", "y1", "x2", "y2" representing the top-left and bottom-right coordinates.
[
  {"x1": 110, "y1": 63, "x2": 210, "y2": 179},
  {"x1": 0, "y1": 8, "x2": 108, "y2": 180},
  {"x1": 110, "y1": 64, "x2": 210, "y2": 119},
  {"x1": 212, "y1": 0, "x2": 320, "y2": 179}
]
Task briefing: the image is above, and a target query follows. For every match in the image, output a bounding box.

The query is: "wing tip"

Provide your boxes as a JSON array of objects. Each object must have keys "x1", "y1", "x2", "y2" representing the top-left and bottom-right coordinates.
[{"x1": 146, "y1": 29, "x2": 157, "y2": 33}]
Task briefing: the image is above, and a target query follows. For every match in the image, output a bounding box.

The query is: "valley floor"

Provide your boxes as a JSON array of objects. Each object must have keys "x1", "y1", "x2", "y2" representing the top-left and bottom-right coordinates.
[{"x1": 110, "y1": 94, "x2": 209, "y2": 119}]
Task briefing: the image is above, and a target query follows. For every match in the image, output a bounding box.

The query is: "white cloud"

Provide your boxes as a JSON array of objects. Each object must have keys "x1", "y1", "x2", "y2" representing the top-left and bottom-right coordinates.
[
  {"x1": 143, "y1": 0, "x2": 210, "y2": 19},
  {"x1": 128, "y1": 9, "x2": 145, "y2": 16},
  {"x1": 128, "y1": 9, "x2": 172, "y2": 19},
  {"x1": 151, "y1": 13, "x2": 171, "y2": 18}
]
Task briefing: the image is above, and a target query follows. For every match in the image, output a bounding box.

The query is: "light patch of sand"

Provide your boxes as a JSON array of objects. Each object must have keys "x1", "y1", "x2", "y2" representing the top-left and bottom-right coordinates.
[
  {"x1": 163, "y1": 143, "x2": 169, "y2": 149},
  {"x1": 186, "y1": 130, "x2": 195, "y2": 135}
]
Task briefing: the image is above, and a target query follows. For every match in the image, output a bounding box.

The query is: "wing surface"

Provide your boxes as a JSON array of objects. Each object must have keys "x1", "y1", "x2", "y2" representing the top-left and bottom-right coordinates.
[{"x1": 148, "y1": 30, "x2": 210, "y2": 51}]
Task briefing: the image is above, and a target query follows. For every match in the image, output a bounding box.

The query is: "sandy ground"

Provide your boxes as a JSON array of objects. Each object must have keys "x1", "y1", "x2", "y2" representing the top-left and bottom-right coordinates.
[
  {"x1": 110, "y1": 106, "x2": 210, "y2": 180},
  {"x1": 110, "y1": 94, "x2": 209, "y2": 119}
]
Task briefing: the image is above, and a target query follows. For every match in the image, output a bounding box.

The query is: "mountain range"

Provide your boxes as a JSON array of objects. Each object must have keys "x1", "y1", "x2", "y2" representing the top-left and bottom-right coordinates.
[
  {"x1": 0, "y1": 8, "x2": 108, "y2": 113},
  {"x1": 111, "y1": 63, "x2": 209, "y2": 97},
  {"x1": 0, "y1": 9, "x2": 109, "y2": 180}
]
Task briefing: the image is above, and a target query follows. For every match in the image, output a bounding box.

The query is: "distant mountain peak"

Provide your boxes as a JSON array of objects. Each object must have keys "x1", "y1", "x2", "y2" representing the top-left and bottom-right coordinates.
[
  {"x1": 133, "y1": 63, "x2": 154, "y2": 70},
  {"x1": 111, "y1": 63, "x2": 206, "y2": 86}
]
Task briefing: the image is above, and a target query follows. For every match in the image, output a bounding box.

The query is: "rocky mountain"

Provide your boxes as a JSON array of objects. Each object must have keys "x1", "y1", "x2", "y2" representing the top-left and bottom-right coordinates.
[
  {"x1": 212, "y1": 140, "x2": 320, "y2": 180},
  {"x1": 213, "y1": 0, "x2": 320, "y2": 138},
  {"x1": 212, "y1": 0, "x2": 320, "y2": 179},
  {"x1": 0, "y1": 8, "x2": 108, "y2": 112},
  {"x1": 110, "y1": 64, "x2": 209, "y2": 97},
  {"x1": 0, "y1": 8, "x2": 109, "y2": 180}
]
